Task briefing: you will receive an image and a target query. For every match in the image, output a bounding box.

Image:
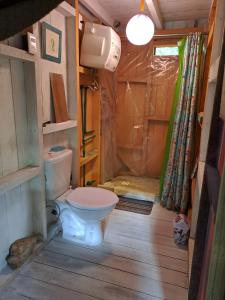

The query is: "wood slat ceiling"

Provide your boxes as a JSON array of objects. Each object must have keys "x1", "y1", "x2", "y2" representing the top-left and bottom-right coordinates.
[
  {"x1": 97, "y1": 0, "x2": 211, "y2": 27},
  {"x1": 158, "y1": 0, "x2": 211, "y2": 21}
]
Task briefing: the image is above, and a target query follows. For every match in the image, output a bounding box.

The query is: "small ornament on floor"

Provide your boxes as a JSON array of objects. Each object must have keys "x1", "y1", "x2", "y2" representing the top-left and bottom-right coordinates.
[{"x1": 173, "y1": 214, "x2": 190, "y2": 246}]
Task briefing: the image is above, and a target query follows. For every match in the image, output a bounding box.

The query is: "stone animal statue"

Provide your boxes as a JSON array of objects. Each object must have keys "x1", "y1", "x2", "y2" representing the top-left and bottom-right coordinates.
[{"x1": 6, "y1": 234, "x2": 42, "y2": 269}]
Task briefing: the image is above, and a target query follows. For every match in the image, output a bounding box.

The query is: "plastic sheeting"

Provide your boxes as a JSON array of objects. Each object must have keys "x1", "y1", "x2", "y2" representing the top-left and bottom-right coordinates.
[{"x1": 100, "y1": 39, "x2": 179, "y2": 182}]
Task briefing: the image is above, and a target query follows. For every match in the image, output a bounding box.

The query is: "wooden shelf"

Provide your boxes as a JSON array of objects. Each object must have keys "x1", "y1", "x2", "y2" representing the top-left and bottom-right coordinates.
[
  {"x1": 80, "y1": 150, "x2": 98, "y2": 167},
  {"x1": 43, "y1": 120, "x2": 77, "y2": 135},
  {"x1": 0, "y1": 44, "x2": 35, "y2": 62},
  {"x1": 145, "y1": 116, "x2": 169, "y2": 122},
  {"x1": 0, "y1": 166, "x2": 41, "y2": 195}
]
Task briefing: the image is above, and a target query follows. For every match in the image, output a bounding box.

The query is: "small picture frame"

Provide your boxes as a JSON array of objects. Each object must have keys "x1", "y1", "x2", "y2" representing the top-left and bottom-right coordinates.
[{"x1": 41, "y1": 22, "x2": 62, "y2": 63}]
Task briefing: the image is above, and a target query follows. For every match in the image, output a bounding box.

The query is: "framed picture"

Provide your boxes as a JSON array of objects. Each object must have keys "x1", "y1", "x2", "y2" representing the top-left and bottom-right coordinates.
[{"x1": 41, "y1": 22, "x2": 62, "y2": 63}]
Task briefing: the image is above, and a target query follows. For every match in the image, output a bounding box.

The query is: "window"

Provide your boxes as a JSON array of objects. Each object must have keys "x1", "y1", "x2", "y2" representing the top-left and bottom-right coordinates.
[{"x1": 154, "y1": 46, "x2": 179, "y2": 56}]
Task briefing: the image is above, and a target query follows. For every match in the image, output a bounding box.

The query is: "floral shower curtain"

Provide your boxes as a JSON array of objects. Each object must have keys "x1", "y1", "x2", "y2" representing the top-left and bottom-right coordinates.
[{"x1": 161, "y1": 33, "x2": 203, "y2": 212}]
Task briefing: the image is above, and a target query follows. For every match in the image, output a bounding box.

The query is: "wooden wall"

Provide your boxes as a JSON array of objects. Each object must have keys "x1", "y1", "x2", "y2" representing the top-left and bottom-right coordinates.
[
  {"x1": 0, "y1": 5, "x2": 72, "y2": 270},
  {"x1": 0, "y1": 57, "x2": 40, "y2": 269},
  {"x1": 0, "y1": 184, "x2": 33, "y2": 270}
]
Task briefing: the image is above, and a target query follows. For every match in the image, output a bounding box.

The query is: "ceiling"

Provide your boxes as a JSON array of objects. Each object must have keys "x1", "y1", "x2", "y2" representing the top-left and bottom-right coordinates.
[
  {"x1": 158, "y1": 0, "x2": 211, "y2": 21},
  {"x1": 86, "y1": 0, "x2": 211, "y2": 30}
]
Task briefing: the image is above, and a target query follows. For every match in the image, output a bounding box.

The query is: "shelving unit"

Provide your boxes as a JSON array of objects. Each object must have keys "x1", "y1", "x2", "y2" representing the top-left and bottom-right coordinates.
[
  {"x1": 43, "y1": 120, "x2": 77, "y2": 135},
  {"x1": 0, "y1": 24, "x2": 48, "y2": 264},
  {"x1": 75, "y1": 2, "x2": 101, "y2": 187},
  {"x1": 0, "y1": 44, "x2": 35, "y2": 62},
  {"x1": 0, "y1": 0, "x2": 80, "y2": 270},
  {"x1": 79, "y1": 87, "x2": 101, "y2": 186},
  {"x1": 80, "y1": 149, "x2": 98, "y2": 167}
]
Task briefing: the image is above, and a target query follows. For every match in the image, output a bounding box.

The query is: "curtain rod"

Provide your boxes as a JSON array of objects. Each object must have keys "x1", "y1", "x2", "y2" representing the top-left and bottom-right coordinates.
[{"x1": 153, "y1": 32, "x2": 208, "y2": 37}]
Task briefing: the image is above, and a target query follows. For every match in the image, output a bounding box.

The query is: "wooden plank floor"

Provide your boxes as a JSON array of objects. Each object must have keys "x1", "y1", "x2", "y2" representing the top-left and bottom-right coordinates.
[{"x1": 0, "y1": 204, "x2": 188, "y2": 299}]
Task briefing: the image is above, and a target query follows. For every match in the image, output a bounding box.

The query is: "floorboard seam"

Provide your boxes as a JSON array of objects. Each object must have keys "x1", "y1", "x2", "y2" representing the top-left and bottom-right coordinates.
[
  {"x1": 54, "y1": 236, "x2": 188, "y2": 262},
  {"x1": 30, "y1": 260, "x2": 167, "y2": 299},
  {"x1": 18, "y1": 273, "x2": 102, "y2": 300},
  {"x1": 103, "y1": 238, "x2": 188, "y2": 262},
  {"x1": 46, "y1": 243, "x2": 188, "y2": 275},
  {"x1": 35, "y1": 250, "x2": 188, "y2": 289}
]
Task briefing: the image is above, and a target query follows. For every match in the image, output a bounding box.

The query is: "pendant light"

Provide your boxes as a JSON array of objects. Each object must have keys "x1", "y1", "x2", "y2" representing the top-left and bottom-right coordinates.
[{"x1": 126, "y1": 0, "x2": 155, "y2": 46}]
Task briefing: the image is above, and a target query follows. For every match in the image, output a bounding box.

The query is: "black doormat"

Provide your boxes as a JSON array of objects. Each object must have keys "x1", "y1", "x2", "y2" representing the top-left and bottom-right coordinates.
[{"x1": 115, "y1": 197, "x2": 153, "y2": 215}]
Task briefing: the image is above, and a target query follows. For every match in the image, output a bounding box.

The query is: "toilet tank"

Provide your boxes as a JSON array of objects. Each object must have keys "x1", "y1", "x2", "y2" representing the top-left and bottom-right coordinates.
[{"x1": 44, "y1": 149, "x2": 73, "y2": 200}]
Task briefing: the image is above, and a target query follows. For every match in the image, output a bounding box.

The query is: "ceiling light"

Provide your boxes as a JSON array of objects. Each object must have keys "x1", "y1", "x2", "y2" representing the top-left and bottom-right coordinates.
[{"x1": 126, "y1": 0, "x2": 155, "y2": 46}]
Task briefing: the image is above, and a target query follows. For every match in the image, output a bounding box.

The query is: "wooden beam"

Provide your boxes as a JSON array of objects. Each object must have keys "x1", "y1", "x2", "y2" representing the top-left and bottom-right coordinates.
[
  {"x1": 155, "y1": 27, "x2": 208, "y2": 36},
  {"x1": 70, "y1": 0, "x2": 82, "y2": 187},
  {"x1": 79, "y1": 0, "x2": 114, "y2": 27},
  {"x1": 55, "y1": 1, "x2": 75, "y2": 17},
  {"x1": 145, "y1": 0, "x2": 163, "y2": 29}
]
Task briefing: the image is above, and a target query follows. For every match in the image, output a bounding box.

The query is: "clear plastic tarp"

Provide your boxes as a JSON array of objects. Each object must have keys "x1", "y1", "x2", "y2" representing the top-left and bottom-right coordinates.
[{"x1": 100, "y1": 39, "x2": 179, "y2": 182}]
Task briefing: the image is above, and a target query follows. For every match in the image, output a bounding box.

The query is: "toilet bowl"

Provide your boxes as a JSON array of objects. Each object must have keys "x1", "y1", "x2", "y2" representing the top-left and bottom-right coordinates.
[
  {"x1": 44, "y1": 149, "x2": 119, "y2": 246},
  {"x1": 57, "y1": 187, "x2": 118, "y2": 246}
]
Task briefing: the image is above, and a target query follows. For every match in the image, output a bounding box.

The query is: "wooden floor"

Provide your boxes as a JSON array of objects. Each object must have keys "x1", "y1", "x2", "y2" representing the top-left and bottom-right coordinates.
[{"x1": 0, "y1": 204, "x2": 188, "y2": 299}]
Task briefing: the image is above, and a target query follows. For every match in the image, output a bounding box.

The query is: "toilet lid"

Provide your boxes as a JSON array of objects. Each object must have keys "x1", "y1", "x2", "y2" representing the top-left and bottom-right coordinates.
[{"x1": 66, "y1": 187, "x2": 119, "y2": 210}]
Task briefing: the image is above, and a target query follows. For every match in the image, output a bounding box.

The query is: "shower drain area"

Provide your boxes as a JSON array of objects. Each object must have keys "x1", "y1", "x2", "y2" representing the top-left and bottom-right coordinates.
[{"x1": 99, "y1": 175, "x2": 159, "y2": 202}]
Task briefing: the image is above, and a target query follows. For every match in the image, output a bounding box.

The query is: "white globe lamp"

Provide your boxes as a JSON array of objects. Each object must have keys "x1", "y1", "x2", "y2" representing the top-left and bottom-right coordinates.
[{"x1": 126, "y1": 14, "x2": 155, "y2": 46}]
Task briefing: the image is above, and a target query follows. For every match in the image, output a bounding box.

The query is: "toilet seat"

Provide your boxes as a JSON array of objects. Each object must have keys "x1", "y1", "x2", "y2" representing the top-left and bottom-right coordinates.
[{"x1": 66, "y1": 187, "x2": 119, "y2": 210}]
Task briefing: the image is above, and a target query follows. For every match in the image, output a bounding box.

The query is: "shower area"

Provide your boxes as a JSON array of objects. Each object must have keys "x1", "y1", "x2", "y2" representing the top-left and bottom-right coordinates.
[{"x1": 99, "y1": 38, "x2": 179, "y2": 203}]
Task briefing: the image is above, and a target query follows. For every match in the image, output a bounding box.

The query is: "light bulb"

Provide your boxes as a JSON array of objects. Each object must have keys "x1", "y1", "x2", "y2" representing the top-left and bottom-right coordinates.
[{"x1": 126, "y1": 14, "x2": 155, "y2": 45}]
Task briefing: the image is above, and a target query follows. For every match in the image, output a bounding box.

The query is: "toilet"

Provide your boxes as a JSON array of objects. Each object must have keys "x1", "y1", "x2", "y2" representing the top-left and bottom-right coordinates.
[{"x1": 44, "y1": 149, "x2": 119, "y2": 246}]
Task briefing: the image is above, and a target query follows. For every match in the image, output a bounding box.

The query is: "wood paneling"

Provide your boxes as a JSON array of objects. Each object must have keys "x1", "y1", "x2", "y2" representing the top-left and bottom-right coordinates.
[
  {"x1": 0, "y1": 183, "x2": 33, "y2": 270},
  {"x1": 10, "y1": 60, "x2": 29, "y2": 169},
  {"x1": 0, "y1": 57, "x2": 18, "y2": 176}
]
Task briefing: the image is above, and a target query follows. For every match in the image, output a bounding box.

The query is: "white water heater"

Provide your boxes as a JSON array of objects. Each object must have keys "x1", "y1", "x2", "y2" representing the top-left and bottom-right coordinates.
[{"x1": 80, "y1": 22, "x2": 121, "y2": 72}]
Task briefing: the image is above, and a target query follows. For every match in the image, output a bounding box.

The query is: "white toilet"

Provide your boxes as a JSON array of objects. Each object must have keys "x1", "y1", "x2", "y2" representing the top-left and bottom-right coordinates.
[{"x1": 44, "y1": 149, "x2": 118, "y2": 246}]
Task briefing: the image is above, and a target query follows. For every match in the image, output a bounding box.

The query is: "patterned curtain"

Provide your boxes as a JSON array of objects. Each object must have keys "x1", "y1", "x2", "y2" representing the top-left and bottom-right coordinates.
[{"x1": 161, "y1": 33, "x2": 202, "y2": 212}]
